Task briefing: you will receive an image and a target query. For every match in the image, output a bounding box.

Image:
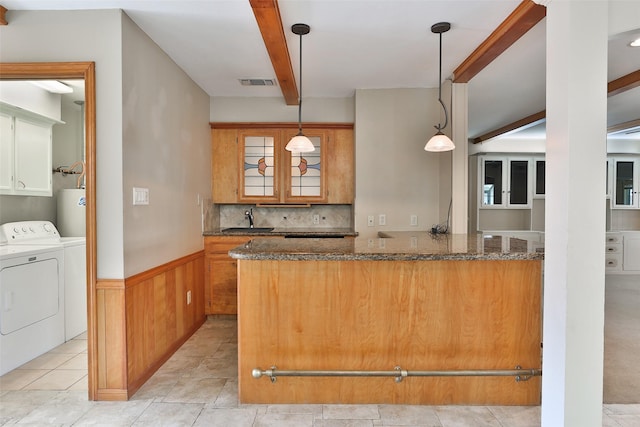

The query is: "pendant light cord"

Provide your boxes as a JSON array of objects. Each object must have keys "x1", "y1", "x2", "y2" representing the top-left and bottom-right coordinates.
[
  {"x1": 435, "y1": 30, "x2": 449, "y2": 132},
  {"x1": 297, "y1": 30, "x2": 303, "y2": 135}
]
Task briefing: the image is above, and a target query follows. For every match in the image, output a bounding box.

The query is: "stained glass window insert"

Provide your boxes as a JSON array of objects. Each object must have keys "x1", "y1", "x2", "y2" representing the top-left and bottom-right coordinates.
[
  {"x1": 290, "y1": 136, "x2": 321, "y2": 197},
  {"x1": 244, "y1": 136, "x2": 275, "y2": 197}
]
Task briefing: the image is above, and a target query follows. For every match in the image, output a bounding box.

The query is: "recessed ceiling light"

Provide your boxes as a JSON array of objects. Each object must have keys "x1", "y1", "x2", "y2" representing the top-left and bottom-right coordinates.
[{"x1": 630, "y1": 37, "x2": 640, "y2": 47}]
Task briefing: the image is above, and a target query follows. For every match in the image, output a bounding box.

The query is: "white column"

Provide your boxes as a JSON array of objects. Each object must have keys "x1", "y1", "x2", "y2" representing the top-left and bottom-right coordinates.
[
  {"x1": 451, "y1": 82, "x2": 468, "y2": 233},
  {"x1": 541, "y1": 1, "x2": 608, "y2": 426}
]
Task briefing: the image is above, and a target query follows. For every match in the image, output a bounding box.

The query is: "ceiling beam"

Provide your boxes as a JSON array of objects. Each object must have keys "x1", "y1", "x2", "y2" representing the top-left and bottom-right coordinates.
[
  {"x1": 453, "y1": 0, "x2": 546, "y2": 83},
  {"x1": 0, "y1": 5, "x2": 8, "y2": 25},
  {"x1": 249, "y1": 0, "x2": 298, "y2": 105},
  {"x1": 608, "y1": 69, "x2": 640, "y2": 97},
  {"x1": 472, "y1": 70, "x2": 640, "y2": 143},
  {"x1": 471, "y1": 110, "x2": 546, "y2": 144}
]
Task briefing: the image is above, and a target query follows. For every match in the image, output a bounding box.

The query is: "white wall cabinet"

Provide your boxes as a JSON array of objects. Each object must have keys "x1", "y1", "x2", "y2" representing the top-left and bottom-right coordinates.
[
  {"x1": 479, "y1": 156, "x2": 532, "y2": 209},
  {"x1": 0, "y1": 105, "x2": 55, "y2": 197},
  {"x1": 611, "y1": 157, "x2": 640, "y2": 209}
]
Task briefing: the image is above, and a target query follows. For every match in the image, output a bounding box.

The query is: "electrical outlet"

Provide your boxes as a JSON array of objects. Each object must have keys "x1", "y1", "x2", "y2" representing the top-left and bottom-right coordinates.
[
  {"x1": 313, "y1": 214, "x2": 320, "y2": 225},
  {"x1": 410, "y1": 214, "x2": 418, "y2": 226},
  {"x1": 379, "y1": 214, "x2": 386, "y2": 226},
  {"x1": 187, "y1": 290, "x2": 192, "y2": 305},
  {"x1": 367, "y1": 215, "x2": 374, "y2": 226}
]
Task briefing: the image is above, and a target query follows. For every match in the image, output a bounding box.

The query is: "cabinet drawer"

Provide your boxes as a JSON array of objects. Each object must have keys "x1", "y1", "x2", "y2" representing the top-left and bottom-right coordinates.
[
  {"x1": 205, "y1": 236, "x2": 250, "y2": 254},
  {"x1": 605, "y1": 255, "x2": 622, "y2": 270},
  {"x1": 606, "y1": 233, "x2": 622, "y2": 244},
  {"x1": 605, "y1": 243, "x2": 622, "y2": 254}
]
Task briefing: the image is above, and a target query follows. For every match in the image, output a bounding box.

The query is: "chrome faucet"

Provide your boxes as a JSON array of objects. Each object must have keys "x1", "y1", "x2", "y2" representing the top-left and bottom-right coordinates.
[{"x1": 245, "y1": 208, "x2": 254, "y2": 228}]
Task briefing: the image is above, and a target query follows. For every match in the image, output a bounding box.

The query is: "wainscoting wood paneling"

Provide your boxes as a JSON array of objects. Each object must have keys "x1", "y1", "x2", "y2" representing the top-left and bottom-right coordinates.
[{"x1": 94, "y1": 251, "x2": 205, "y2": 400}]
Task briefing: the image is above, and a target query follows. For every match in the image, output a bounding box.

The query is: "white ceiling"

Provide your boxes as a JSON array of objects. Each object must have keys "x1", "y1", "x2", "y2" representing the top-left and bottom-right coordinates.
[{"x1": 2, "y1": 0, "x2": 639, "y2": 141}]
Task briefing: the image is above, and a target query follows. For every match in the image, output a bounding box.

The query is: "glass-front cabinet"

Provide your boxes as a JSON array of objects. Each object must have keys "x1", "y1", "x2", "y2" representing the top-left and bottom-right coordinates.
[
  {"x1": 612, "y1": 157, "x2": 639, "y2": 209},
  {"x1": 238, "y1": 129, "x2": 327, "y2": 204},
  {"x1": 480, "y1": 156, "x2": 532, "y2": 208}
]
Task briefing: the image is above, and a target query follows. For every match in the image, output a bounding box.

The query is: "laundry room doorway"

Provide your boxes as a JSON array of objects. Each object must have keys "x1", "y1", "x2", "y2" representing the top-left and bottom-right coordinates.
[{"x1": 0, "y1": 62, "x2": 98, "y2": 401}]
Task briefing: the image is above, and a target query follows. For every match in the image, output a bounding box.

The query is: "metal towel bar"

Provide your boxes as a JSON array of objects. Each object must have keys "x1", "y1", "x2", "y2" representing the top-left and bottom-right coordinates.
[{"x1": 252, "y1": 366, "x2": 541, "y2": 383}]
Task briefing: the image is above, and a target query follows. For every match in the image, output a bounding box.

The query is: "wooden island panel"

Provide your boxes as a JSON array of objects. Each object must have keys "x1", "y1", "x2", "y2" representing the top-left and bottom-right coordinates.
[{"x1": 237, "y1": 259, "x2": 542, "y2": 405}]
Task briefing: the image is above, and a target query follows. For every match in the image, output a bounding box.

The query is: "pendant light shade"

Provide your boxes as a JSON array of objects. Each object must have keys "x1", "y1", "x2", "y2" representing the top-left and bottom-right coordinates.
[
  {"x1": 424, "y1": 22, "x2": 455, "y2": 153},
  {"x1": 286, "y1": 23, "x2": 315, "y2": 153}
]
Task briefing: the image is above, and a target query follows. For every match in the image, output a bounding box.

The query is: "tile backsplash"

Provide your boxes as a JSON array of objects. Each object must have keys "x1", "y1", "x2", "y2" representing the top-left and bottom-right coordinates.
[{"x1": 209, "y1": 204, "x2": 353, "y2": 230}]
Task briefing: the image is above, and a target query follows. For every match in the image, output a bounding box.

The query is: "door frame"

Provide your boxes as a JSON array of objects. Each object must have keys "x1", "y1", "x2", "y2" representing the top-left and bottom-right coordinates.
[{"x1": 0, "y1": 62, "x2": 98, "y2": 400}]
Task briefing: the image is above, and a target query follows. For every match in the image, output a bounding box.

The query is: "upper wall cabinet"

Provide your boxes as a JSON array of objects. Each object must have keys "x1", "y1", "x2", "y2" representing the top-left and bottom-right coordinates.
[
  {"x1": 479, "y1": 156, "x2": 532, "y2": 209},
  {"x1": 0, "y1": 104, "x2": 57, "y2": 197},
  {"x1": 211, "y1": 124, "x2": 354, "y2": 205},
  {"x1": 612, "y1": 157, "x2": 640, "y2": 209}
]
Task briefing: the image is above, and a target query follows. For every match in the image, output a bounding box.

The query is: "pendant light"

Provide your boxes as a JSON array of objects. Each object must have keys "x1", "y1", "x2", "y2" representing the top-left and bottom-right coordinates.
[
  {"x1": 286, "y1": 23, "x2": 315, "y2": 153},
  {"x1": 424, "y1": 22, "x2": 455, "y2": 152}
]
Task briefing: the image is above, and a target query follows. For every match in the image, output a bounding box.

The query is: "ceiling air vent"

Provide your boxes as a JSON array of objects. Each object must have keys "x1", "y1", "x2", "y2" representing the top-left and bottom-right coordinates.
[{"x1": 239, "y1": 79, "x2": 277, "y2": 86}]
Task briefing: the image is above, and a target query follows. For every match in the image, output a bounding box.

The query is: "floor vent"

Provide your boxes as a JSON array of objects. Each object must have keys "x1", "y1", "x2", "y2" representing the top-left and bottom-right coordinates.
[{"x1": 239, "y1": 79, "x2": 277, "y2": 86}]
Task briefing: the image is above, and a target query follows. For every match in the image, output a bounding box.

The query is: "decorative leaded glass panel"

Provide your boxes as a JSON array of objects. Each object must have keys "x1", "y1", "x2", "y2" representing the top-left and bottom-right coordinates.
[
  {"x1": 244, "y1": 136, "x2": 275, "y2": 197},
  {"x1": 290, "y1": 136, "x2": 321, "y2": 197}
]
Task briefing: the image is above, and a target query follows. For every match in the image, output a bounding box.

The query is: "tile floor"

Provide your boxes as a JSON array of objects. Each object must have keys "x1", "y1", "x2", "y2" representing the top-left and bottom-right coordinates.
[{"x1": 1, "y1": 317, "x2": 639, "y2": 426}]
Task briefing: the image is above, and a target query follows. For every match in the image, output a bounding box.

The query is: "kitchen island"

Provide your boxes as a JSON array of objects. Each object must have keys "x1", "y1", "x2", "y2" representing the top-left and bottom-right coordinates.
[{"x1": 230, "y1": 232, "x2": 544, "y2": 405}]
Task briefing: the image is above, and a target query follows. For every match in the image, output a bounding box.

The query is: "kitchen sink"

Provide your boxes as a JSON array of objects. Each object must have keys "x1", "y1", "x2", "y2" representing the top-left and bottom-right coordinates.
[{"x1": 221, "y1": 227, "x2": 274, "y2": 233}]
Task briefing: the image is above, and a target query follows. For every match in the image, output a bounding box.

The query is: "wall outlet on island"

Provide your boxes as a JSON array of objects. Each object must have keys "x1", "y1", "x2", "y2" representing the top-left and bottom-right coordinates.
[{"x1": 313, "y1": 214, "x2": 320, "y2": 225}]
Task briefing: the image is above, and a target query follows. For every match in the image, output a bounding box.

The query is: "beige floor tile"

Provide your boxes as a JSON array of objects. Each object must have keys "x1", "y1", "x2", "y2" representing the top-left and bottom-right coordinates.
[
  {"x1": 378, "y1": 404, "x2": 441, "y2": 426},
  {"x1": 487, "y1": 406, "x2": 540, "y2": 427},
  {"x1": 210, "y1": 379, "x2": 239, "y2": 407},
  {"x1": 314, "y1": 420, "x2": 374, "y2": 427},
  {"x1": 0, "y1": 369, "x2": 48, "y2": 390},
  {"x1": 193, "y1": 407, "x2": 258, "y2": 426},
  {"x1": 254, "y1": 412, "x2": 315, "y2": 426},
  {"x1": 68, "y1": 374, "x2": 88, "y2": 391},
  {"x1": 162, "y1": 377, "x2": 226, "y2": 404},
  {"x1": 323, "y1": 404, "x2": 380, "y2": 420},
  {"x1": 132, "y1": 402, "x2": 203, "y2": 426},
  {"x1": 73, "y1": 399, "x2": 154, "y2": 426},
  {"x1": 16, "y1": 390, "x2": 93, "y2": 425},
  {"x1": 434, "y1": 406, "x2": 501, "y2": 427},
  {"x1": 57, "y1": 353, "x2": 88, "y2": 370},
  {"x1": 23, "y1": 369, "x2": 87, "y2": 390},
  {"x1": 16, "y1": 352, "x2": 75, "y2": 370},
  {"x1": 48, "y1": 338, "x2": 88, "y2": 354}
]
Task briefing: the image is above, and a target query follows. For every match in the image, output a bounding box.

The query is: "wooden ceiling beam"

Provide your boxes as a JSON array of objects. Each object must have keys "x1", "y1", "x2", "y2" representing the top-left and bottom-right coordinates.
[
  {"x1": 472, "y1": 110, "x2": 546, "y2": 144},
  {"x1": 453, "y1": 0, "x2": 546, "y2": 83},
  {"x1": 0, "y1": 5, "x2": 8, "y2": 25},
  {"x1": 249, "y1": 0, "x2": 298, "y2": 105},
  {"x1": 608, "y1": 69, "x2": 640, "y2": 97}
]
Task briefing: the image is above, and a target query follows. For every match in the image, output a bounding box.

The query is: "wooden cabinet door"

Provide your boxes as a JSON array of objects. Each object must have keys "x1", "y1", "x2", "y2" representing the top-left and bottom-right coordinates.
[
  {"x1": 326, "y1": 128, "x2": 354, "y2": 204},
  {"x1": 207, "y1": 256, "x2": 238, "y2": 314},
  {"x1": 282, "y1": 128, "x2": 328, "y2": 203},
  {"x1": 238, "y1": 129, "x2": 281, "y2": 203},
  {"x1": 211, "y1": 128, "x2": 239, "y2": 203}
]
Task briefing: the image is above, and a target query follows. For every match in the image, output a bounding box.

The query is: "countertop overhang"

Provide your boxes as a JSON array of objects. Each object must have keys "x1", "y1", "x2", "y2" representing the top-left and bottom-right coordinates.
[{"x1": 228, "y1": 231, "x2": 545, "y2": 261}]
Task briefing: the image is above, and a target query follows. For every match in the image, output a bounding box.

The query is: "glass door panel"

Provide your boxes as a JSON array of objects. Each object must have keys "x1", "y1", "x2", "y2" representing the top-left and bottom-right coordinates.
[
  {"x1": 509, "y1": 160, "x2": 529, "y2": 205},
  {"x1": 483, "y1": 160, "x2": 503, "y2": 205},
  {"x1": 615, "y1": 161, "x2": 635, "y2": 207},
  {"x1": 242, "y1": 135, "x2": 276, "y2": 198}
]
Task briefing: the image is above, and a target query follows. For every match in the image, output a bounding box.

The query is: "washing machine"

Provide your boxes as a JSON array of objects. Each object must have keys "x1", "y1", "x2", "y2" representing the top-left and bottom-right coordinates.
[{"x1": 0, "y1": 222, "x2": 65, "y2": 375}]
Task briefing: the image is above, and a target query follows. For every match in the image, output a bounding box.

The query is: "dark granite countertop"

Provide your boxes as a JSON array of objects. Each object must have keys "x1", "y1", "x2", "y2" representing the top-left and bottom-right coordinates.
[
  {"x1": 203, "y1": 227, "x2": 357, "y2": 237},
  {"x1": 228, "y1": 231, "x2": 545, "y2": 261}
]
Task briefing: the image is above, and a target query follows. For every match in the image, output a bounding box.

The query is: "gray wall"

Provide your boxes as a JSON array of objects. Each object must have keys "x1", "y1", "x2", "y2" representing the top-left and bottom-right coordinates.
[{"x1": 0, "y1": 9, "x2": 211, "y2": 278}]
